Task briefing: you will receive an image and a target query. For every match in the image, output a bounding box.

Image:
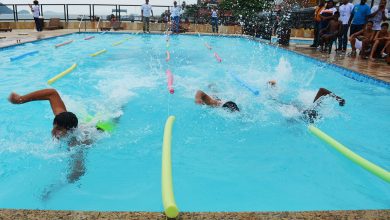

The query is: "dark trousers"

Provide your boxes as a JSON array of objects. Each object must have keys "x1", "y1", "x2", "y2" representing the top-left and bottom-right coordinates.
[
  {"x1": 312, "y1": 21, "x2": 320, "y2": 46},
  {"x1": 350, "y1": 24, "x2": 364, "y2": 36},
  {"x1": 211, "y1": 17, "x2": 218, "y2": 33},
  {"x1": 34, "y1": 17, "x2": 42, "y2": 31},
  {"x1": 143, "y1": 17, "x2": 150, "y2": 32},
  {"x1": 338, "y1": 24, "x2": 349, "y2": 50},
  {"x1": 172, "y1": 16, "x2": 180, "y2": 33}
]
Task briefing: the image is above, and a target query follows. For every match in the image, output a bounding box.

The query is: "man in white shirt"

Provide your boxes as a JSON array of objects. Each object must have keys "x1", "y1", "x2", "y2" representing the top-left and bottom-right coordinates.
[
  {"x1": 171, "y1": 1, "x2": 182, "y2": 34},
  {"x1": 369, "y1": 0, "x2": 388, "y2": 31},
  {"x1": 29, "y1": 0, "x2": 42, "y2": 32},
  {"x1": 338, "y1": 0, "x2": 354, "y2": 51},
  {"x1": 141, "y1": 0, "x2": 153, "y2": 33}
]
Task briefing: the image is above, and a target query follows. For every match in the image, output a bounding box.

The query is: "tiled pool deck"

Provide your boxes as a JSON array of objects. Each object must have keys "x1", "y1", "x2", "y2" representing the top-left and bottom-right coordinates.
[
  {"x1": 1, "y1": 30, "x2": 389, "y2": 219},
  {"x1": 0, "y1": 209, "x2": 389, "y2": 219}
]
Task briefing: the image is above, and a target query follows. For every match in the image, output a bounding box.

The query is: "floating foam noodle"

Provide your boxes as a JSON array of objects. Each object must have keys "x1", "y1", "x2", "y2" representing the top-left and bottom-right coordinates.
[
  {"x1": 10, "y1": 50, "x2": 39, "y2": 62},
  {"x1": 229, "y1": 72, "x2": 260, "y2": 96},
  {"x1": 55, "y1": 40, "x2": 74, "y2": 48},
  {"x1": 166, "y1": 42, "x2": 170, "y2": 48},
  {"x1": 308, "y1": 125, "x2": 390, "y2": 184},
  {"x1": 214, "y1": 52, "x2": 222, "y2": 62},
  {"x1": 112, "y1": 40, "x2": 126, "y2": 46},
  {"x1": 100, "y1": 31, "x2": 107, "y2": 35},
  {"x1": 166, "y1": 51, "x2": 170, "y2": 62},
  {"x1": 161, "y1": 116, "x2": 179, "y2": 218},
  {"x1": 166, "y1": 69, "x2": 174, "y2": 94},
  {"x1": 84, "y1": 114, "x2": 115, "y2": 133},
  {"x1": 204, "y1": 42, "x2": 212, "y2": 50},
  {"x1": 90, "y1": 49, "x2": 107, "y2": 57},
  {"x1": 84, "y1": 36, "x2": 95, "y2": 40},
  {"x1": 47, "y1": 63, "x2": 77, "y2": 85}
]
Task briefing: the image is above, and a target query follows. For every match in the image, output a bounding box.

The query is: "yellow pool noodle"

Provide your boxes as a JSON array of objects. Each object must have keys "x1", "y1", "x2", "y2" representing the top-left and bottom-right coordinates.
[
  {"x1": 309, "y1": 125, "x2": 390, "y2": 183},
  {"x1": 47, "y1": 63, "x2": 77, "y2": 85},
  {"x1": 90, "y1": 49, "x2": 107, "y2": 57},
  {"x1": 112, "y1": 40, "x2": 126, "y2": 46},
  {"x1": 161, "y1": 116, "x2": 179, "y2": 218}
]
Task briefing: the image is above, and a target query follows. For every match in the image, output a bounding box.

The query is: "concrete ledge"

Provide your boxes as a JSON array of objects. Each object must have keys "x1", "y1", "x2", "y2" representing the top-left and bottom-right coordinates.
[
  {"x1": 0, "y1": 209, "x2": 389, "y2": 219},
  {"x1": 0, "y1": 21, "x2": 242, "y2": 34}
]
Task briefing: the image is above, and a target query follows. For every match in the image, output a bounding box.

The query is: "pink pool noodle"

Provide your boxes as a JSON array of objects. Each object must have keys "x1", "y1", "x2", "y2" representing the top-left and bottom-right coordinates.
[
  {"x1": 214, "y1": 52, "x2": 222, "y2": 62},
  {"x1": 166, "y1": 69, "x2": 174, "y2": 94},
  {"x1": 166, "y1": 51, "x2": 170, "y2": 62},
  {"x1": 204, "y1": 43, "x2": 212, "y2": 50},
  {"x1": 55, "y1": 40, "x2": 74, "y2": 48},
  {"x1": 84, "y1": 36, "x2": 95, "y2": 40}
]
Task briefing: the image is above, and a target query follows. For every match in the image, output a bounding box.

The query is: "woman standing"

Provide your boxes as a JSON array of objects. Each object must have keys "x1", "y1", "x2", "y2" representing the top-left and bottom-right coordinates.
[{"x1": 29, "y1": 0, "x2": 42, "y2": 32}]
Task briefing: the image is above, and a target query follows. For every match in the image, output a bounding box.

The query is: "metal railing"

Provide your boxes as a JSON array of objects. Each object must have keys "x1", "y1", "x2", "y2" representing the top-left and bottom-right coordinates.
[{"x1": 0, "y1": 4, "x2": 170, "y2": 22}]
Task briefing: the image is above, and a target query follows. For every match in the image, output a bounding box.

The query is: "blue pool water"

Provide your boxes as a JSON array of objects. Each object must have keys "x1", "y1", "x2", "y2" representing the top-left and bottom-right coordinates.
[{"x1": 0, "y1": 33, "x2": 389, "y2": 211}]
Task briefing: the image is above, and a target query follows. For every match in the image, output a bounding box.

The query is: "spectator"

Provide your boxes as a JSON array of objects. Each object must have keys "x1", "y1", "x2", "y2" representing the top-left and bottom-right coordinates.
[
  {"x1": 320, "y1": 11, "x2": 342, "y2": 52},
  {"x1": 369, "y1": 22, "x2": 390, "y2": 61},
  {"x1": 349, "y1": 21, "x2": 375, "y2": 57},
  {"x1": 171, "y1": 1, "x2": 182, "y2": 34},
  {"x1": 338, "y1": 0, "x2": 354, "y2": 52},
  {"x1": 211, "y1": 6, "x2": 218, "y2": 33},
  {"x1": 348, "y1": 0, "x2": 371, "y2": 36},
  {"x1": 310, "y1": 0, "x2": 326, "y2": 48},
  {"x1": 319, "y1": 0, "x2": 337, "y2": 30},
  {"x1": 273, "y1": 4, "x2": 282, "y2": 36},
  {"x1": 29, "y1": 0, "x2": 42, "y2": 32},
  {"x1": 368, "y1": 0, "x2": 388, "y2": 32},
  {"x1": 141, "y1": 0, "x2": 154, "y2": 33}
]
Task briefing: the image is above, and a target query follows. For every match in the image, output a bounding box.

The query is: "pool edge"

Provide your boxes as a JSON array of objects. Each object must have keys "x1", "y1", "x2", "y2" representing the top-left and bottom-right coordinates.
[{"x1": 0, "y1": 209, "x2": 389, "y2": 219}]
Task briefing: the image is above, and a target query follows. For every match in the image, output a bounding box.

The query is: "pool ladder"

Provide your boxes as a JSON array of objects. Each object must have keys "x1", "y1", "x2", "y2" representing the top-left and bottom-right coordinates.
[{"x1": 78, "y1": 15, "x2": 87, "y2": 32}]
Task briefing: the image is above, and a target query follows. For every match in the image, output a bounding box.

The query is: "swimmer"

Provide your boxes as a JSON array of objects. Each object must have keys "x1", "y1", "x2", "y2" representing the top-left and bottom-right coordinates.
[
  {"x1": 195, "y1": 90, "x2": 240, "y2": 112},
  {"x1": 8, "y1": 88, "x2": 78, "y2": 139}
]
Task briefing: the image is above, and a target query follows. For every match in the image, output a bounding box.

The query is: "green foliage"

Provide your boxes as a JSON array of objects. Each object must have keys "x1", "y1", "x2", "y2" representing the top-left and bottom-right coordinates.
[{"x1": 219, "y1": 0, "x2": 273, "y2": 19}]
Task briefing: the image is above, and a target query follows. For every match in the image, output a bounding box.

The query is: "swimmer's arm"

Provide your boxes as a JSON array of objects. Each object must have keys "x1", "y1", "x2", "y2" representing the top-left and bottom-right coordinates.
[
  {"x1": 195, "y1": 90, "x2": 221, "y2": 107},
  {"x1": 313, "y1": 88, "x2": 345, "y2": 106},
  {"x1": 8, "y1": 89, "x2": 67, "y2": 115}
]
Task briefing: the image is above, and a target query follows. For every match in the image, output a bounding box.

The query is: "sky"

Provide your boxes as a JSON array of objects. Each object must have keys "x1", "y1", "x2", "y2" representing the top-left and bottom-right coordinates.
[{"x1": 1, "y1": 0, "x2": 197, "y2": 5}]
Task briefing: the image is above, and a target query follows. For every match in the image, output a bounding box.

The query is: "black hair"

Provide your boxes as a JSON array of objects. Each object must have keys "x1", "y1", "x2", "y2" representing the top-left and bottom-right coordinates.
[
  {"x1": 302, "y1": 109, "x2": 318, "y2": 124},
  {"x1": 222, "y1": 101, "x2": 240, "y2": 112},
  {"x1": 33, "y1": 0, "x2": 39, "y2": 5},
  {"x1": 367, "y1": 21, "x2": 374, "y2": 25},
  {"x1": 334, "y1": 11, "x2": 340, "y2": 15},
  {"x1": 382, "y1": 22, "x2": 389, "y2": 28},
  {"x1": 53, "y1": 112, "x2": 78, "y2": 130}
]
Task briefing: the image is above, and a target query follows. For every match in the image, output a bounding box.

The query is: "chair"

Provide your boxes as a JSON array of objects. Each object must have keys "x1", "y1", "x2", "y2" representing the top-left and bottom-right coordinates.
[{"x1": 44, "y1": 18, "x2": 63, "y2": 30}]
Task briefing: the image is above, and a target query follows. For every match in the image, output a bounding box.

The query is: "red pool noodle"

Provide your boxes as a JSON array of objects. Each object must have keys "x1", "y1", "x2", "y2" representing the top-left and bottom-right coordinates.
[
  {"x1": 214, "y1": 52, "x2": 222, "y2": 62},
  {"x1": 55, "y1": 40, "x2": 74, "y2": 48},
  {"x1": 84, "y1": 36, "x2": 95, "y2": 40},
  {"x1": 166, "y1": 69, "x2": 174, "y2": 94}
]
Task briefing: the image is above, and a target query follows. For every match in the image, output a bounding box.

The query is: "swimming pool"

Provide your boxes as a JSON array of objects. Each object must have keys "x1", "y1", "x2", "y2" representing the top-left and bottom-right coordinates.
[{"x1": 0, "y1": 32, "x2": 389, "y2": 212}]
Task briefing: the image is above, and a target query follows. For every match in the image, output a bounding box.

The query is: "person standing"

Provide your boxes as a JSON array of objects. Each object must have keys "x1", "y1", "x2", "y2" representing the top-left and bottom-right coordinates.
[
  {"x1": 171, "y1": 1, "x2": 182, "y2": 34},
  {"x1": 211, "y1": 6, "x2": 218, "y2": 33},
  {"x1": 29, "y1": 0, "x2": 42, "y2": 32},
  {"x1": 348, "y1": 0, "x2": 371, "y2": 36},
  {"x1": 368, "y1": 0, "x2": 388, "y2": 32},
  {"x1": 141, "y1": 0, "x2": 153, "y2": 33},
  {"x1": 338, "y1": 0, "x2": 354, "y2": 52},
  {"x1": 310, "y1": 0, "x2": 326, "y2": 48}
]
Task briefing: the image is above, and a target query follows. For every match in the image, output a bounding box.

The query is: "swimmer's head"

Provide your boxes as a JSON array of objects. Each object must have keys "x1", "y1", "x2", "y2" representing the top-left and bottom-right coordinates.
[
  {"x1": 302, "y1": 109, "x2": 318, "y2": 123},
  {"x1": 222, "y1": 101, "x2": 240, "y2": 112},
  {"x1": 52, "y1": 112, "x2": 78, "y2": 138},
  {"x1": 267, "y1": 80, "x2": 277, "y2": 87}
]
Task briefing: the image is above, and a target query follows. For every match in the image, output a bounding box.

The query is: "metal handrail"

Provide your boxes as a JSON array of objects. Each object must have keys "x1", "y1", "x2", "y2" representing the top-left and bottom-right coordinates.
[{"x1": 78, "y1": 14, "x2": 85, "y2": 32}]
